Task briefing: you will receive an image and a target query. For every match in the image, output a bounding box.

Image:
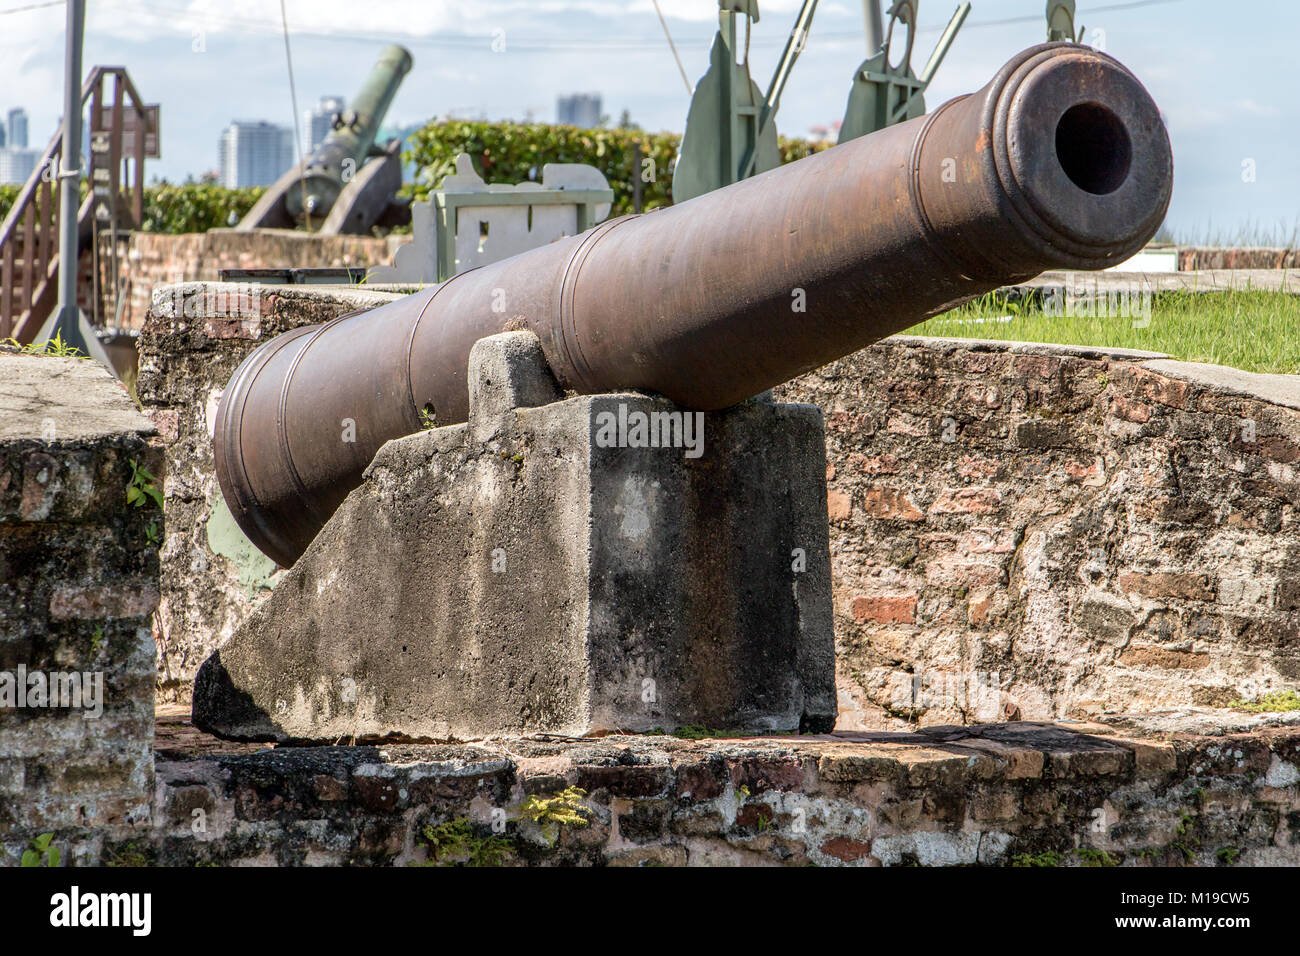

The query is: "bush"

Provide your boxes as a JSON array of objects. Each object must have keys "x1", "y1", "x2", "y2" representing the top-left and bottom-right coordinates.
[
  {"x1": 0, "y1": 183, "x2": 19, "y2": 224},
  {"x1": 139, "y1": 182, "x2": 264, "y2": 234},
  {"x1": 404, "y1": 120, "x2": 831, "y2": 218},
  {"x1": 1, "y1": 181, "x2": 263, "y2": 234},
  {"x1": 2, "y1": 123, "x2": 832, "y2": 232}
]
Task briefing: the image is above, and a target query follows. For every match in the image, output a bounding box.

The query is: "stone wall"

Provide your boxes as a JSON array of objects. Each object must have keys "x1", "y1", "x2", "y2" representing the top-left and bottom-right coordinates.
[
  {"x1": 136, "y1": 283, "x2": 402, "y2": 704},
  {"x1": 115, "y1": 229, "x2": 401, "y2": 330},
  {"x1": 139, "y1": 286, "x2": 1300, "y2": 725},
  {"x1": 0, "y1": 349, "x2": 159, "y2": 845},
  {"x1": 39, "y1": 718, "x2": 1300, "y2": 866},
  {"x1": 775, "y1": 338, "x2": 1300, "y2": 729},
  {"x1": 1178, "y1": 247, "x2": 1300, "y2": 272}
]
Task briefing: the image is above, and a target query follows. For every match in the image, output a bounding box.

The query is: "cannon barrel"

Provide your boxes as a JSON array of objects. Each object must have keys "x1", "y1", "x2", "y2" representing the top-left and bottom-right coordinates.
[
  {"x1": 285, "y1": 44, "x2": 413, "y2": 221},
  {"x1": 216, "y1": 43, "x2": 1172, "y2": 567}
]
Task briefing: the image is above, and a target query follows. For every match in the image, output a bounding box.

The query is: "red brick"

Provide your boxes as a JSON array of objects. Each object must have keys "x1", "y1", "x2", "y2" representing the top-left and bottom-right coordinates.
[
  {"x1": 675, "y1": 765, "x2": 725, "y2": 802},
  {"x1": 1065, "y1": 456, "x2": 1105, "y2": 485},
  {"x1": 861, "y1": 485, "x2": 923, "y2": 522},
  {"x1": 827, "y1": 489, "x2": 853, "y2": 521},
  {"x1": 312, "y1": 774, "x2": 349, "y2": 802},
  {"x1": 820, "y1": 836, "x2": 873, "y2": 862},
  {"x1": 1119, "y1": 645, "x2": 1210, "y2": 670},
  {"x1": 1118, "y1": 572, "x2": 1214, "y2": 602},
  {"x1": 727, "y1": 757, "x2": 806, "y2": 793},
  {"x1": 852, "y1": 594, "x2": 917, "y2": 624},
  {"x1": 1133, "y1": 368, "x2": 1190, "y2": 408},
  {"x1": 1111, "y1": 396, "x2": 1152, "y2": 423},
  {"x1": 202, "y1": 317, "x2": 259, "y2": 339}
]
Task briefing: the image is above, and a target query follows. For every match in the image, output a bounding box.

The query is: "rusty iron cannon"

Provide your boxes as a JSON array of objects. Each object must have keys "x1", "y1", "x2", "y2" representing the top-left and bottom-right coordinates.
[{"x1": 215, "y1": 42, "x2": 1173, "y2": 568}]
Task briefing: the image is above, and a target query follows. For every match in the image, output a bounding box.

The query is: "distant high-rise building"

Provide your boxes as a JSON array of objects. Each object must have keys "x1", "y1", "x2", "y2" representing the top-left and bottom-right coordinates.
[
  {"x1": 7, "y1": 108, "x2": 28, "y2": 149},
  {"x1": 556, "y1": 93, "x2": 601, "y2": 129},
  {"x1": 218, "y1": 120, "x2": 296, "y2": 188},
  {"x1": 0, "y1": 147, "x2": 40, "y2": 185},
  {"x1": 0, "y1": 124, "x2": 6, "y2": 148},
  {"x1": 304, "y1": 96, "x2": 345, "y2": 156}
]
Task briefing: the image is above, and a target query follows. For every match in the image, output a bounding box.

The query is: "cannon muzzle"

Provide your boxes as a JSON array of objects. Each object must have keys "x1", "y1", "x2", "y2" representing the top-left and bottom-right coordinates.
[{"x1": 216, "y1": 43, "x2": 1172, "y2": 567}]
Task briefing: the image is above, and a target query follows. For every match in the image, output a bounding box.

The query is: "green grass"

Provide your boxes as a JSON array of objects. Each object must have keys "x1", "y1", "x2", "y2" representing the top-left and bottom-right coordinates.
[{"x1": 910, "y1": 289, "x2": 1300, "y2": 375}]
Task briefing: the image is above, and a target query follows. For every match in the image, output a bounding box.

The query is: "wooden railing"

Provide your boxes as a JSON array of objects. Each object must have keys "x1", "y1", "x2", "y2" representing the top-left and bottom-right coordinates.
[{"x1": 0, "y1": 67, "x2": 153, "y2": 343}]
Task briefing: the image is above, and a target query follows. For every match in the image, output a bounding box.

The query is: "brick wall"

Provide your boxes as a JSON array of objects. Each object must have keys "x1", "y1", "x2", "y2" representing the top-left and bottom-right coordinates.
[
  {"x1": 1178, "y1": 247, "x2": 1300, "y2": 271},
  {"x1": 775, "y1": 337, "x2": 1300, "y2": 729},
  {"x1": 115, "y1": 229, "x2": 402, "y2": 330},
  {"x1": 0, "y1": 349, "x2": 159, "y2": 848},
  {"x1": 106, "y1": 721, "x2": 1300, "y2": 866},
  {"x1": 138, "y1": 286, "x2": 1300, "y2": 725}
]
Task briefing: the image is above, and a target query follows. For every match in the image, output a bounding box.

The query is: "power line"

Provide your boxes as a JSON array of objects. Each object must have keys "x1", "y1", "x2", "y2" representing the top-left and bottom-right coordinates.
[
  {"x1": 651, "y1": 0, "x2": 694, "y2": 95},
  {"x1": 278, "y1": 0, "x2": 310, "y2": 230},
  {"x1": 0, "y1": 0, "x2": 64, "y2": 15}
]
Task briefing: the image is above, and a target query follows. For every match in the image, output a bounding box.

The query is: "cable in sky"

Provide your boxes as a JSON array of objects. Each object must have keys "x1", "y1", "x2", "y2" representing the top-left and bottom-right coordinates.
[
  {"x1": 278, "y1": 0, "x2": 310, "y2": 231},
  {"x1": 651, "y1": 0, "x2": 694, "y2": 95}
]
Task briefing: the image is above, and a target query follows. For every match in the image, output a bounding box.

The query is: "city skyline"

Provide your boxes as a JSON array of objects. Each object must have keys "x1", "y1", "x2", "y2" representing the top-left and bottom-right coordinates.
[
  {"x1": 0, "y1": 106, "x2": 36, "y2": 185},
  {"x1": 217, "y1": 119, "x2": 295, "y2": 188},
  {"x1": 556, "y1": 92, "x2": 602, "y2": 129}
]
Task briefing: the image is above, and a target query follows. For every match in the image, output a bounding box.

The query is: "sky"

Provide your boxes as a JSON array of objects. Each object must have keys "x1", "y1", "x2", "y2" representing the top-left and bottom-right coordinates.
[{"x1": 0, "y1": 0, "x2": 1295, "y2": 242}]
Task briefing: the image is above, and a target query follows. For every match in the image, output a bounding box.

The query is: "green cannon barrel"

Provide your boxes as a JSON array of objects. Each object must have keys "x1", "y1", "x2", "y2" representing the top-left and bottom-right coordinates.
[{"x1": 285, "y1": 44, "x2": 413, "y2": 222}]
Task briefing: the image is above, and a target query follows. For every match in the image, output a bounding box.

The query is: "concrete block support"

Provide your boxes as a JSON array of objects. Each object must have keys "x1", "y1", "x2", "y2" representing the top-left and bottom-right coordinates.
[{"x1": 194, "y1": 331, "x2": 837, "y2": 741}]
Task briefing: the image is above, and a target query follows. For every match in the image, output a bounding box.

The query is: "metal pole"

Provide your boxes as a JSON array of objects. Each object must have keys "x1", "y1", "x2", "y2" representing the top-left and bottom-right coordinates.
[
  {"x1": 54, "y1": 0, "x2": 85, "y2": 338},
  {"x1": 862, "y1": 0, "x2": 883, "y2": 54},
  {"x1": 919, "y1": 2, "x2": 972, "y2": 84},
  {"x1": 739, "y1": 0, "x2": 821, "y2": 180}
]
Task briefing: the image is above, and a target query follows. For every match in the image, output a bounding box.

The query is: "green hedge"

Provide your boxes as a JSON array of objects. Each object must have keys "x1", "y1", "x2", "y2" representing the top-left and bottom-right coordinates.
[
  {"x1": 0, "y1": 184, "x2": 18, "y2": 224},
  {"x1": 404, "y1": 120, "x2": 831, "y2": 218},
  {"x1": 0, "y1": 182, "x2": 264, "y2": 234},
  {"x1": 140, "y1": 183, "x2": 264, "y2": 234},
  {"x1": 1, "y1": 123, "x2": 831, "y2": 231}
]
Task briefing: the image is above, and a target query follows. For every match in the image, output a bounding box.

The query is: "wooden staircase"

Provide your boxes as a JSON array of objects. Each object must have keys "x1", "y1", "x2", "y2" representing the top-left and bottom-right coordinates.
[{"x1": 0, "y1": 67, "x2": 154, "y2": 344}]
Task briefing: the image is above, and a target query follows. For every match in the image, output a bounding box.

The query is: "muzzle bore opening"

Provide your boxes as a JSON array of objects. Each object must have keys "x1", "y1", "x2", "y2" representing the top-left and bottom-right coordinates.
[{"x1": 1054, "y1": 102, "x2": 1132, "y2": 195}]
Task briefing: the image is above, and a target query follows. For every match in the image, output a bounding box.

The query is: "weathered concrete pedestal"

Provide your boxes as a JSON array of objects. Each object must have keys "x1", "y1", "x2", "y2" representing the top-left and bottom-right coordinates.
[{"x1": 193, "y1": 332, "x2": 836, "y2": 742}]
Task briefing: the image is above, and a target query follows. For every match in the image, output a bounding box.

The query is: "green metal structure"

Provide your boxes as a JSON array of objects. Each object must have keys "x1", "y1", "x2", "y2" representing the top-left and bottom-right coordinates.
[
  {"x1": 673, "y1": 1, "x2": 787, "y2": 203},
  {"x1": 671, "y1": 0, "x2": 976, "y2": 201},
  {"x1": 837, "y1": 1, "x2": 970, "y2": 144},
  {"x1": 1046, "y1": 0, "x2": 1081, "y2": 42}
]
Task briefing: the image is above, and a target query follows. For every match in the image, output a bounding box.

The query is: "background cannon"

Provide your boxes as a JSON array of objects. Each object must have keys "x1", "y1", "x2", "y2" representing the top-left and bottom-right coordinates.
[
  {"x1": 216, "y1": 42, "x2": 1173, "y2": 567},
  {"x1": 237, "y1": 44, "x2": 413, "y2": 235}
]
